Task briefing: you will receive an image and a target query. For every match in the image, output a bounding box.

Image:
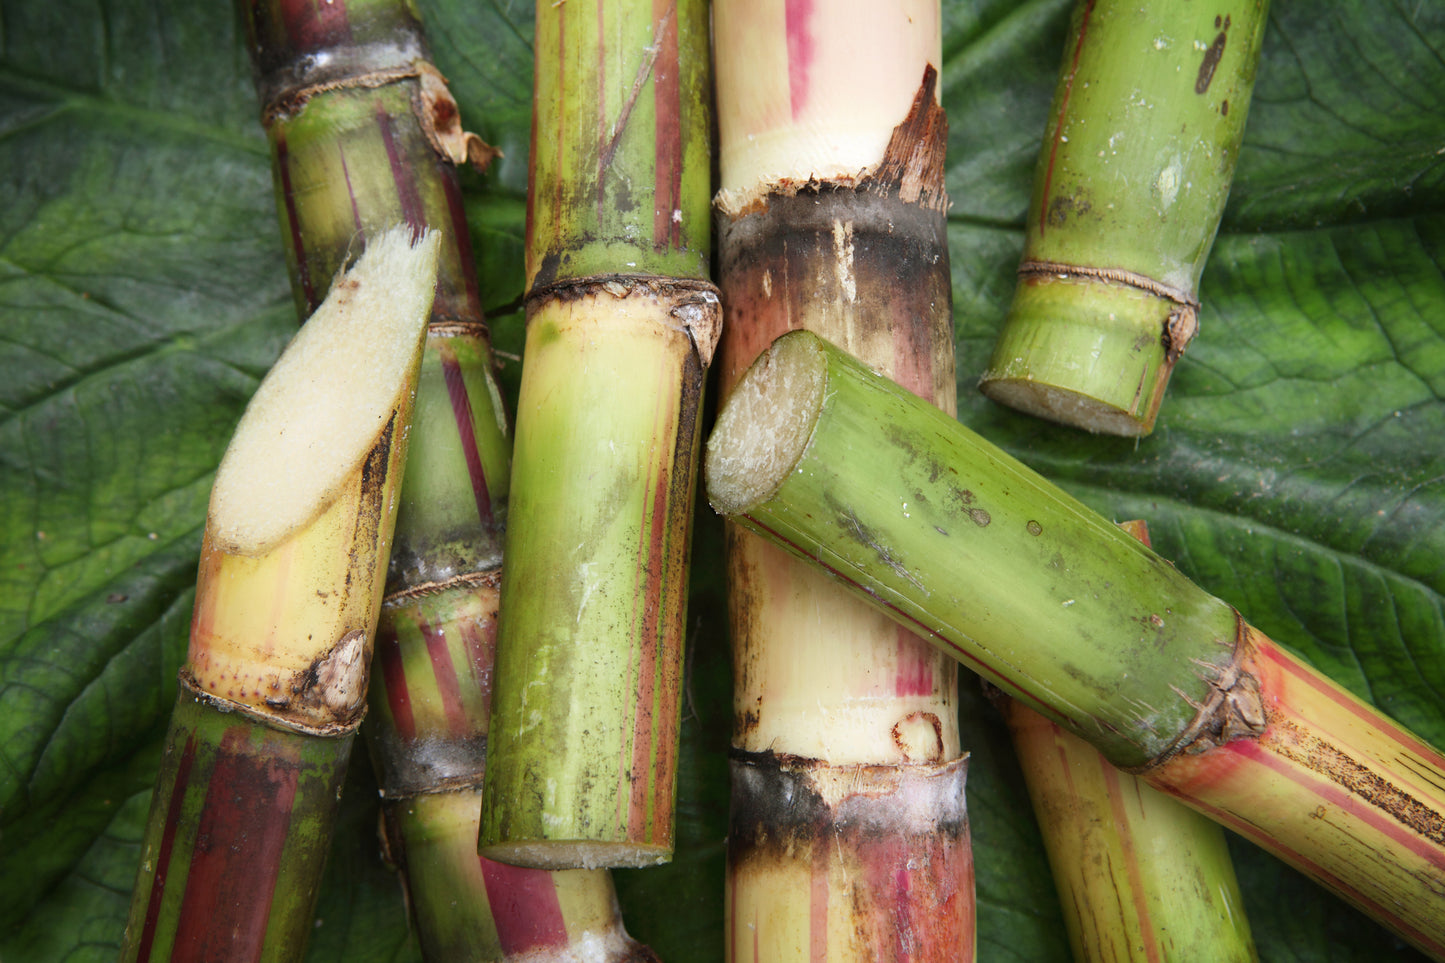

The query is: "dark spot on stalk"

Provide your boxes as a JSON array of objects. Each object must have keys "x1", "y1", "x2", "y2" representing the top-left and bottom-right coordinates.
[
  {"x1": 1047, "y1": 193, "x2": 1092, "y2": 227},
  {"x1": 1027, "y1": 520, "x2": 1043, "y2": 536},
  {"x1": 831, "y1": 501, "x2": 923, "y2": 591},
  {"x1": 969, "y1": 509, "x2": 991, "y2": 527},
  {"x1": 107, "y1": 592, "x2": 127, "y2": 603},
  {"x1": 1221, "y1": 99, "x2": 1229, "y2": 116},
  {"x1": 1196, "y1": 22, "x2": 1229, "y2": 94}
]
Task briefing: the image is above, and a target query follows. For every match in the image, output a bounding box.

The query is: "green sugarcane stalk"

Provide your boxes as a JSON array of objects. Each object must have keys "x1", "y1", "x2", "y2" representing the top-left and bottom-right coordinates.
[
  {"x1": 478, "y1": 0, "x2": 719, "y2": 870},
  {"x1": 979, "y1": 0, "x2": 1268, "y2": 436},
  {"x1": 711, "y1": 1, "x2": 974, "y2": 957},
  {"x1": 121, "y1": 227, "x2": 439, "y2": 962},
  {"x1": 241, "y1": 0, "x2": 657, "y2": 954},
  {"x1": 998, "y1": 517, "x2": 1257, "y2": 963},
  {"x1": 706, "y1": 330, "x2": 1445, "y2": 960}
]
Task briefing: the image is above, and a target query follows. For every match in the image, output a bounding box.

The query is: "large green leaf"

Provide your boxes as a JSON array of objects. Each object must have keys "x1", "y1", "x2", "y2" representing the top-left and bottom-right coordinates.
[{"x1": 1, "y1": 0, "x2": 1440, "y2": 960}]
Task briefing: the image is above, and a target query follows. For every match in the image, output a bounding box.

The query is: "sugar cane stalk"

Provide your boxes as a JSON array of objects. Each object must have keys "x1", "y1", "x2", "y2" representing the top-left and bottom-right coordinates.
[
  {"x1": 240, "y1": 0, "x2": 655, "y2": 954},
  {"x1": 706, "y1": 330, "x2": 1445, "y2": 960},
  {"x1": 978, "y1": 0, "x2": 1268, "y2": 436},
  {"x1": 998, "y1": 519, "x2": 1257, "y2": 963},
  {"x1": 478, "y1": 0, "x2": 719, "y2": 869},
  {"x1": 120, "y1": 226, "x2": 439, "y2": 962},
  {"x1": 712, "y1": 0, "x2": 973, "y2": 957}
]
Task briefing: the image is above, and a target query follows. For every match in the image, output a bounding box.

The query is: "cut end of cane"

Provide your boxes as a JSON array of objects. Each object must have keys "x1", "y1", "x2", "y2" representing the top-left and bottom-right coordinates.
[
  {"x1": 705, "y1": 331, "x2": 827, "y2": 517},
  {"x1": 478, "y1": 840, "x2": 672, "y2": 871},
  {"x1": 979, "y1": 378, "x2": 1158, "y2": 438},
  {"x1": 210, "y1": 226, "x2": 440, "y2": 555},
  {"x1": 979, "y1": 268, "x2": 1188, "y2": 438}
]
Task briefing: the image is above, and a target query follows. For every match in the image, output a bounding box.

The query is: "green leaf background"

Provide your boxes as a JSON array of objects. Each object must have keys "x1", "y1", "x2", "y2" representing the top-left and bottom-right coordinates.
[{"x1": 1, "y1": 0, "x2": 1441, "y2": 959}]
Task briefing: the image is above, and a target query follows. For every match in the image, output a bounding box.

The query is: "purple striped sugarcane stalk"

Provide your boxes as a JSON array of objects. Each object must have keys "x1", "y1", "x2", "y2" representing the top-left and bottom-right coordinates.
[{"x1": 239, "y1": 0, "x2": 657, "y2": 955}]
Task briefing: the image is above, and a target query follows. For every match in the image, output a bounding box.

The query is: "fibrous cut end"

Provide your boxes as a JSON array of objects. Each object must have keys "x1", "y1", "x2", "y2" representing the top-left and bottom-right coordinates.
[
  {"x1": 705, "y1": 331, "x2": 827, "y2": 517},
  {"x1": 210, "y1": 226, "x2": 440, "y2": 555},
  {"x1": 979, "y1": 379, "x2": 1154, "y2": 437}
]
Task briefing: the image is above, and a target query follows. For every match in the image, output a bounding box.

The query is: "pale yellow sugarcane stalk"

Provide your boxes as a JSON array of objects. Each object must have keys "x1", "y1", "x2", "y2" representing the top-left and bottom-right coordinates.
[
  {"x1": 187, "y1": 228, "x2": 440, "y2": 727},
  {"x1": 714, "y1": 2, "x2": 973, "y2": 959}
]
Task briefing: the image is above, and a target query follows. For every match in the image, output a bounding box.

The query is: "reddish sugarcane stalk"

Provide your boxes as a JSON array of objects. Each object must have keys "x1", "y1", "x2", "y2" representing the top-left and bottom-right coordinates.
[{"x1": 713, "y1": 2, "x2": 973, "y2": 958}]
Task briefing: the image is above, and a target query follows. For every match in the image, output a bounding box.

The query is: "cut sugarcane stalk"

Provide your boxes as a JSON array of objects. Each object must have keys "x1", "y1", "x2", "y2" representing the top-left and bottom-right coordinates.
[
  {"x1": 373, "y1": 587, "x2": 658, "y2": 962},
  {"x1": 478, "y1": 0, "x2": 718, "y2": 869},
  {"x1": 121, "y1": 226, "x2": 439, "y2": 962},
  {"x1": 978, "y1": 0, "x2": 1268, "y2": 436},
  {"x1": 241, "y1": 1, "x2": 655, "y2": 953},
  {"x1": 1004, "y1": 700, "x2": 1257, "y2": 962},
  {"x1": 712, "y1": 1, "x2": 973, "y2": 958},
  {"x1": 1000, "y1": 518, "x2": 1257, "y2": 963},
  {"x1": 705, "y1": 330, "x2": 1445, "y2": 960}
]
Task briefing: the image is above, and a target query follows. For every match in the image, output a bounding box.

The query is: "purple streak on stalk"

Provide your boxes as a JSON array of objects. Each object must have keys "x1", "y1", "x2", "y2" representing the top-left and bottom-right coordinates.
[
  {"x1": 437, "y1": 161, "x2": 484, "y2": 320},
  {"x1": 134, "y1": 733, "x2": 199, "y2": 963},
  {"x1": 595, "y1": 0, "x2": 608, "y2": 223},
  {"x1": 279, "y1": 0, "x2": 352, "y2": 51},
  {"x1": 785, "y1": 0, "x2": 815, "y2": 121},
  {"x1": 376, "y1": 629, "x2": 417, "y2": 741},
  {"x1": 458, "y1": 611, "x2": 496, "y2": 699},
  {"x1": 170, "y1": 728, "x2": 298, "y2": 962},
  {"x1": 652, "y1": 0, "x2": 682, "y2": 250},
  {"x1": 339, "y1": 149, "x2": 365, "y2": 233},
  {"x1": 274, "y1": 131, "x2": 318, "y2": 310},
  {"x1": 376, "y1": 105, "x2": 427, "y2": 236},
  {"x1": 418, "y1": 616, "x2": 471, "y2": 738},
  {"x1": 438, "y1": 343, "x2": 495, "y2": 527},
  {"x1": 479, "y1": 857, "x2": 571, "y2": 952}
]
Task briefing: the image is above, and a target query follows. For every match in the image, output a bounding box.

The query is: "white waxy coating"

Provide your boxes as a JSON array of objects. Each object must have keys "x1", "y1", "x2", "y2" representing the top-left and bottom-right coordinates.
[
  {"x1": 705, "y1": 332, "x2": 826, "y2": 517},
  {"x1": 209, "y1": 226, "x2": 440, "y2": 555}
]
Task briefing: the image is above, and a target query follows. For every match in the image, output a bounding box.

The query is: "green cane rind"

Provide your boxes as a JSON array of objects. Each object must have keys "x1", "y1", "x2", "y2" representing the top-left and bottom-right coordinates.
[
  {"x1": 385, "y1": 790, "x2": 507, "y2": 961},
  {"x1": 1004, "y1": 701, "x2": 1258, "y2": 963},
  {"x1": 121, "y1": 689, "x2": 352, "y2": 963},
  {"x1": 265, "y1": 83, "x2": 486, "y2": 325},
  {"x1": 387, "y1": 328, "x2": 511, "y2": 590},
  {"x1": 706, "y1": 330, "x2": 1238, "y2": 770},
  {"x1": 1026, "y1": 0, "x2": 1267, "y2": 288},
  {"x1": 480, "y1": 286, "x2": 705, "y2": 868},
  {"x1": 369, "y1": 583, "x2": 497, "y2": 795},
  {"x1": 981, "y1": 273, "x2": 1178, "y2": 436},
  {"x1": 526, "y1": 0, "x2": 712, "y2": 288},
  {"x1": 981, "y1": 0, "x2": 1268, "y2": 435}
]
